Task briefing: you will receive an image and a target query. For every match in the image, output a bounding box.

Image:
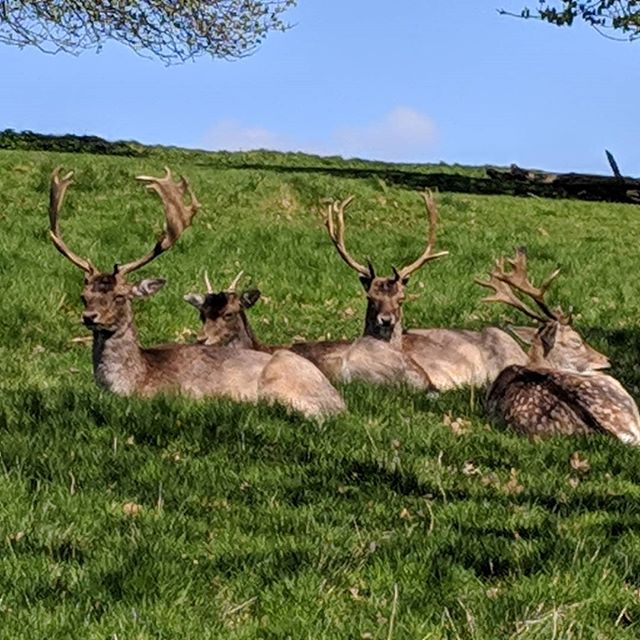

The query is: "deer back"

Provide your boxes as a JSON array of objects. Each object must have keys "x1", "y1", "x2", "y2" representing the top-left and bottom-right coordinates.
[
  {"x1": 403, "y1": 327, "x2": 528, "y2": 390},
  {"x1": 487, "y1": 366, "x2": 640, "y2": 445}
]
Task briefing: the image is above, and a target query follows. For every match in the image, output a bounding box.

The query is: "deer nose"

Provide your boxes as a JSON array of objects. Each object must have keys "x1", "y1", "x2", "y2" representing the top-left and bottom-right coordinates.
[
  {"x1": 82, "y1": 312, "x2": 98, "y2": 326},
  {"x1": 377, "y1": 314, "x2": 394, "y2": 327}
]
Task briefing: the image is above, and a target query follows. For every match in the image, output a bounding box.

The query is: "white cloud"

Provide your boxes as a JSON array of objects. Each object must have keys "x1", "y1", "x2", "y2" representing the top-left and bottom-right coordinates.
[
  {"x1": 203, "y1": 119, "x2": 294, "y2": 152},
  {"x1": 331, "y1": 107, "x2": 438, "y2": 161},
  {"x1": 202, "y1": 107, "x2": 438, "y2": 162}
]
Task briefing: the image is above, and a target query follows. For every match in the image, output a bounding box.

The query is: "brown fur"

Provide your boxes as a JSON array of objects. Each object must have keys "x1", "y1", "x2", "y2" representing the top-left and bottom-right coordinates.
[
  {"x1": 403, "y1": 327, "x2": 527, "y2": 390},
  {"x1": 479, "y1": 250, "x2": 639, "y2": 444},
  {"x1": 353, "y1": 272, "x2": 528, "y2": 390},
  {"x1": 184, "y1": 286, "x2": 434, "y2": 390},
  {"x1": 82, "y1": 272, "x2": 345, "y2": 419},
  {"x1": 487, "y1": 364, "x2": 640, "y2": 445},
  {"x1": 323, "y1": 192, "x2": 528, "y2": 390},
  {"x1": 49, "y1": 167, "x2": 344, "y2": 421}
]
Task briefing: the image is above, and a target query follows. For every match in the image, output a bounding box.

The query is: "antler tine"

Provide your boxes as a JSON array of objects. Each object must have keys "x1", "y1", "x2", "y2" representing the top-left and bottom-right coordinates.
[
  {"x1": 48, "y1": 167, "x2": 95, "y2": 273},
  {"x1": 324, "y1": 196, "x2": 372, "y2": 277},
  {"x1": 203, "y1": 270, "x2": 213, "y2": 293},
  {"x1": 475, "y1": 263, "x2": 547, "y2": 323},
  {"x1": 396, "y1": 189, "x2": 449, "y2": 280},
  {"x1": 497, "y1": 247, "x2": 564, "y2": 321},
  {"x1": 227, "y1": 270, "x2": 244, "y2": 292},
  {"x1": 118, "y1": 167, "x2": 201, "y2": 276}
]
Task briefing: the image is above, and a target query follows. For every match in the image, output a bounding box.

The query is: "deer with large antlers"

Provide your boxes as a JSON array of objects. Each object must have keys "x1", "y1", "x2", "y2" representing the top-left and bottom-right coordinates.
[
  {"x1": 323, "y1": 191, "x2": 528, "y2": 390},
  {"x1": 184, "y1": 270, "x2": 434, "y2": 390},
  {"x1": 476, "y1": 248, "x2": 640, "y2": 444},
  {"x1": 49, "y1": 167, "x2": 345, "y2": 420}
]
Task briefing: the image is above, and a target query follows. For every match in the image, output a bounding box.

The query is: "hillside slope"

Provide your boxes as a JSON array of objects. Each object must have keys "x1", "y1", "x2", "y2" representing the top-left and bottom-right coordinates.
[{"x1": 1, "y1": 145, "x2": 640, "y2": 638}]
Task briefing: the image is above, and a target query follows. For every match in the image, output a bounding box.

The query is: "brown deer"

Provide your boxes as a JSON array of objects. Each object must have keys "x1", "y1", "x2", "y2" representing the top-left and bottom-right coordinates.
[
  {"x1": 49, "y1": 167, "x2": 345, "y2": 421},
  {"x1": 476, "y1": 248, "x2": 640, "y2": 444},
  {"x1": 184, "y1": 272, "x2": 434, "y2": 390},
  {"x1": 324, "y1": 192, "x2": 528, "y2": 390}
]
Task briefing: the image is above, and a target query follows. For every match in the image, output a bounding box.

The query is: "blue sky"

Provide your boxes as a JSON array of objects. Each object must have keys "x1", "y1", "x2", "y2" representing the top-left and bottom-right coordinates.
[{"x1": 2, "y1": 1, "x2": 638, "y2": 173}]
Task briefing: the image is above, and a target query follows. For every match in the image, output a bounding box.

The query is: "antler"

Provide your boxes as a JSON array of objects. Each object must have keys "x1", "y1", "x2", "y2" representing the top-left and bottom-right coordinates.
[
  {"x1": 117, "y1": 167, "x2": 201, "y2": 276},
  {"x1": 494, "y1": 248, "x2": 569, "y2": 323},
  {"x1": 202, "y1": 269, "x2": 244, "y2": 294},
  {"x1": 227, "y1": 270, "x2": 244, "y2": 292},
  {"x1": 476, "y1": 248, "x2": 570, "y2": 324},
  {"x1": 475, "y1": 260, "x2": 547, "y2": 323},
  {"x1": 48, "y1": 167, "x2": 95, "y2": 273},
  {"x1": 396, "y1": 190, "x2": 449, "y2": 280},
  {"x1": 324, "y1": 196, "x2": 372, "y2": 278},
  {"x1": 204, "y1": 270, "x2": 213, "y2": 293}
]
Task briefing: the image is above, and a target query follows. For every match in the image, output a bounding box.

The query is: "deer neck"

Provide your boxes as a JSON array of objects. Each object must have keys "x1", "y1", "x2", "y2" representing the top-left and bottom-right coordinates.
[
  {"x1": 91, "y1": 320, "x2": 147, "y2": 395},
  {"x1": 527, "y1": 341, "x2": 548, "y2": 369},
  {"x1": 363, "y1": 301, "x2": 404, "y2": 348},
  {"x1": 228, "y1": 311, "x2": 262, "y2": 350}
]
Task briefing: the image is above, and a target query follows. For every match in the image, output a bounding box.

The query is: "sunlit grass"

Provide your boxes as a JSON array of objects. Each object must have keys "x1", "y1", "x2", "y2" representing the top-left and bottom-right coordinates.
[{"x1": 1, "y1": 147, "x2": 640, "y2": 638}]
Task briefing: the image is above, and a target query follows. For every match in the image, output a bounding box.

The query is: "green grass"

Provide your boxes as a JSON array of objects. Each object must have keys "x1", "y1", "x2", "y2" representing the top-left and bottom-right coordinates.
[{"x1": 1, "y1": 147, "x2": 640, "y2": 638}]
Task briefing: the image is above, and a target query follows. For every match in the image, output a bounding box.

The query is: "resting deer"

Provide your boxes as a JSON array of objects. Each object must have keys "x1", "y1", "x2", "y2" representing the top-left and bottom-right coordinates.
[
  {"x1": 324, "y1": 192, "x2": 528, "y2": 390},
  {"x1": 476, "y1": 248, "x2": 640, "y2": 444},
  {"x1": 48, "y1": 167, "x2": 344, "y2": 420},
  {"x1": 184, "y1": 272, "x2": 434, "y2": 390}
]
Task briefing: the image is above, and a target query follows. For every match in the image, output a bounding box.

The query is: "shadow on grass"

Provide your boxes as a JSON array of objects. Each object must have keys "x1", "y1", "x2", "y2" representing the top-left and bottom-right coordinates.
[{"x1": 200, "y1": 162, "x2": 639, "y2": 203}]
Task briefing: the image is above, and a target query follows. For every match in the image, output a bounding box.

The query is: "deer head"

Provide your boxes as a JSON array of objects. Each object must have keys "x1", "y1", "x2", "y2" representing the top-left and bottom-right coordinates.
[
  {"x1": 324, "y1": 190, "x2": 448, "y2": 343},
  {"x1": 184, "y1": 271, "x2": 261, "y2": 347},
  {"x1": 49, "y1": 166, "x2": 200, "y2": 335},
  {"x1": 476, "y1": 248, "x2": 609, "y2": 372}
]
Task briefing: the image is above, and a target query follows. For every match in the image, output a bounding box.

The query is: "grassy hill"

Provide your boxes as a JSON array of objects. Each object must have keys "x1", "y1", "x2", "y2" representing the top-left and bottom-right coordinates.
[{"x1": 1, "y1": 140, "x2": 640, "y2": 638}]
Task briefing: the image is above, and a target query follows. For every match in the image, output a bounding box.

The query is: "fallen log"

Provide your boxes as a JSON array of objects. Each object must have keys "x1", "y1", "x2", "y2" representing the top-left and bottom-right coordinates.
[{"x1": 486, "y1": 151, "x2": 640, "y2": 204}]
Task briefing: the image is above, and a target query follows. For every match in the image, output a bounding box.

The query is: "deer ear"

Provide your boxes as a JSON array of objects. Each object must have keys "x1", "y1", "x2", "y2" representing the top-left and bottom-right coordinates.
[
  {"x1": 132, "y1": 278, "x2": 166, "y2": 299},
  {"x1": 538, "y1": 322, "x2": 558, "y2": 357},
  {"x1": 183, "y1": 293, "x2": 205, "y2": 309},
  {"x1": 240, "y1": 289, "x2": 261, "y2": 309},
  {"x1": 507, "y1": 325, "x2": 537, "y2": 346},
  {"x1": 359, "y1": 260, "x2": 376, "y2": 290},
  {"x1": 391, "y1": 266, "x2": 410, "y2": 287}
]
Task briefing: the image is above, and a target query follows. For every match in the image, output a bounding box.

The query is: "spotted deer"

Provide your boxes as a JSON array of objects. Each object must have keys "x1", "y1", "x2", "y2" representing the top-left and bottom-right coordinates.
[
  {"x1": 324, "y1": 192, "x2": 528, "y2": 390},
  {"x1": 476, "y1": 248, "x2": 640, "y2": 444},
  {"x1": 184, "y1": 272, "x2": 434, "y2": 390},
  {"x1": 49, "y1": 167, "x2": 345, "y2": 421}
]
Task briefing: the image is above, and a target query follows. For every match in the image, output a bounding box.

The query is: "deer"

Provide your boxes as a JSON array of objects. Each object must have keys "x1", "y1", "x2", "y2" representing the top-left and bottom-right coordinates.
[
  {"x1": 183, "y1": 271, "x2": 434, "y2": 390},
  {"x1": 323, "y1": 191, "x2": 528, "y2": 390},
  {"x1": 48, "y1": 167, "x2": 345, "y2": 421},
  {"x1": 475, "y1": 248, "x2": 640, "y2": 445}
]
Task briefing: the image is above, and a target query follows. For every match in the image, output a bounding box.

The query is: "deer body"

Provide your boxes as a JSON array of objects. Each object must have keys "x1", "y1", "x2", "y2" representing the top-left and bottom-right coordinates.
[
  {"x1": 487, "y1": 366, "x2": 640, "y2": 444},
  {"x1": 90, "y1": 315, "x2": 269, "y2": 400},
  {"x1": 403, "y1": 327, "x2": 527, "y2": 390},
  {"x1": 323, "y1": 191, "x2": 527, "y2": 391},
  {"x1": 92, "y1": 322, "x2": 343, "y2": 417},
  {"x1": 290, "y1": 336, "x2": 432, "y2": 389},
  {"x1": 477, "y1": 248, "x2": 640, "y2": 445},
  {"x1": 49, "y1": 168, "x2": 344, "y2": 421},
  {"x1": 184, "y1": 278, "x2": 434, "y2": 390}
]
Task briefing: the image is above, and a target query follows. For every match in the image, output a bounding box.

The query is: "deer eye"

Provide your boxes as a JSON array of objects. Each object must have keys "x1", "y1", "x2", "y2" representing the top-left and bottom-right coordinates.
[{"x1": 223, "y1": 313, "x2": 234, "y2": 321}]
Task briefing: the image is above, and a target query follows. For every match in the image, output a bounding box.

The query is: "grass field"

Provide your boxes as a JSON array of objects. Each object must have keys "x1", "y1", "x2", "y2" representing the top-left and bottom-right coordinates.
[{"x1": 2, "y1": 145, "x2": 640, "y2": 639}]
